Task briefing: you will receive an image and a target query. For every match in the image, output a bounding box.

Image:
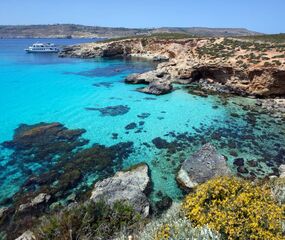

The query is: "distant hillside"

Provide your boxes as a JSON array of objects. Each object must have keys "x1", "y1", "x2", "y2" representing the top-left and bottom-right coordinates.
[{"x1": 0, "y1": 24, "x2": 260, "y2": 39}]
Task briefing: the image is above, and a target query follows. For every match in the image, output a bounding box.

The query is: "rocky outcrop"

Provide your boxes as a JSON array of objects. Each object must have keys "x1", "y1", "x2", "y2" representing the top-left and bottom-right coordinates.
[
  {"x1": 90, "y1": 163, "x2": 151, "y2": 217},
  {"x1": 279, "y1": 164, "x2": 285, "y2": 178},
  {"x1": 125, "y1": 70, "x2": 161, "y2": 84},
  {"x1": 125, "y1": 69, "x2": 173, "y2": 95},
  {"x1": 18, "y1": 193, "x2": 51, "y2": 212},
  {"x1": 247, "y1": 68, "x2": 285, "y2": 96},
  {"x1": 179, "y1": 65, "x2": 285, "y2": 97},
  {"x1": 177, "y1": 143, "x2": 231, "y2": 190},
  {"x1": 59, "y1": 37, "x2": 285, "y2": 98},
  {"x1": 15, "y1": 230, "x2": 35, "y2": 240},
  {"x1": 59, "y1": 38, "x2": 170, "y2": 60},
  {"x1": 138, "y1": 80, "x2": 173, "y2": 95},
  {"x1": 0, "y1": 207, "x2": 8, "y2": 221}
]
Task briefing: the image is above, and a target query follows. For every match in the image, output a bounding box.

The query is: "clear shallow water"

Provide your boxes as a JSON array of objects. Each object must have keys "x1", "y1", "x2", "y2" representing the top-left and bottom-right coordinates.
[{"x1": 0, "y1": 39, "x2": 284, "y2": 205}]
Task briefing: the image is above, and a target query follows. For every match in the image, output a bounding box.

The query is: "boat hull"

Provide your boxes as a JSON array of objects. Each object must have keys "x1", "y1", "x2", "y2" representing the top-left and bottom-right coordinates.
[{"x1": 25, "y1": 49, "x2": 60, "y2": 53}]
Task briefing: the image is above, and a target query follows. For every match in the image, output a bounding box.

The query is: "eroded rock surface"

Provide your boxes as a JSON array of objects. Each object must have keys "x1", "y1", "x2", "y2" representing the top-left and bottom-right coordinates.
[
  {"x1": 90, "y1": 163, "x2": 151, "y2": 217},
  {"x1": 177, "y1": 143, "x2": 231, "y2": 190},
  {"x1": 279, "y1": 164, "x2": 285, "y2": 178},
  {"x1": 138, "y1": 80, "x2": 173, "y2": 95},
  {"x1": 15, "y1": 230, "x2": 35, "y2": 240},
  {"x1": 60, "y1": 38, "x2": 285, "y2": 98},
  {"x1": 18, "y1": 193, "x2": 51, "y2": 213}
]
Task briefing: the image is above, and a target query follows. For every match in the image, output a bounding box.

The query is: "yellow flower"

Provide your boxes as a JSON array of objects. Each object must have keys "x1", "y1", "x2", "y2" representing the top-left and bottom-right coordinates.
[{"x1": 182, "y1": 176, "x2": 285, "y2": 240}]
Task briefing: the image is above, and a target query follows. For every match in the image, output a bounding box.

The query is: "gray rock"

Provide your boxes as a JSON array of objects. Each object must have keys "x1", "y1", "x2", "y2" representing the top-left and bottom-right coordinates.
[
  {"x1": 18, "y1": 193, "x2": 51, "y2": 212},
  {"x1": 90, "y1": 163, "x2": 151, "y2": 217},
  {"x1": 125, "y1": 73, "x2": 148, "y2": 84},
  {"x1": 153, "y1": 55, "x2": 169, "y2": 61},
  {"x1": 15, "y1": 230, "x2": 35, "y2": 240},
  {"x1": 279, "y1": 164, "x2": 285, "y2": 178},
  {"x1": 125, "y1": 70, "x2": 160, "y2": 84},
  {"x1": 0, "y1": 207, "x2": 8, "y2": 219},
  {"x1": 138, "y1": 80, "x2": 173, "y2": 95},
  {"x1": 177, "y1": 143, "x2": 231, "y2": 190}
]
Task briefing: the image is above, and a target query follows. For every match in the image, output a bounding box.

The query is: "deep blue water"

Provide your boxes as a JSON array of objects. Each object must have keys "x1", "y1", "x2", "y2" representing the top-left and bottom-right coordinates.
[{"x1": 0, "y1": 39, "x2": 284, "y2": 205}]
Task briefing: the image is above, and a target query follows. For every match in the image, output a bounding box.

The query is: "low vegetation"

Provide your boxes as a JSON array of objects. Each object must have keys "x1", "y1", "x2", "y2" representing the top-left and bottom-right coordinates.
[
  {"x1": 183, "y1": 176, "x2": 285, "y2": 240},
  {"x1": 99, "y1": 32, "x2": 197, "y2": 43},
  {"x1": 8, "y1": 177, "x2": 285, "y2": 239},
  {"x1": 239, "y1": 33, "x2": 285, "y2": 43},
  {"x1": 195, "y1": 37, "x2": 285, "y2": 67},
  {"x1": 132, "y1": 203, "x2": 220, "y2": 240},
  {"x1": 33, "y1": 201, "x2": 142, "y2": 240}
]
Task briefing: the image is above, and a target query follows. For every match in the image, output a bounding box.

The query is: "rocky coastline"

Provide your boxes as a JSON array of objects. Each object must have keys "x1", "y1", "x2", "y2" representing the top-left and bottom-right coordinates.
[
  {"x1": 4, "y1": 143, "x2": 285, "y2": 239},
  {"x1": 1, "y1": 36, "x2": 285, "y2": 239},
  {"x1": 59, "y1": 37, "x2": 285, "y2": 117}
]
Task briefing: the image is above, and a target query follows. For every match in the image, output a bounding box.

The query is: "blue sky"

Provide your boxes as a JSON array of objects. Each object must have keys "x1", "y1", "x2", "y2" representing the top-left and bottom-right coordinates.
[{"x1": 0, "y1": 0, "x2": 284, "y2": 34}]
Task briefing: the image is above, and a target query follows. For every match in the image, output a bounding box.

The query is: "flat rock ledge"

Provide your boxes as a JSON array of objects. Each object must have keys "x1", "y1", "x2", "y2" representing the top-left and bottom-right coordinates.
[
  {"x1": 176, "y1": 143, "x2": 231, "y2": 190},
  {"x1": 90, "y1": 163, "x2": 151, "y2": 217}
]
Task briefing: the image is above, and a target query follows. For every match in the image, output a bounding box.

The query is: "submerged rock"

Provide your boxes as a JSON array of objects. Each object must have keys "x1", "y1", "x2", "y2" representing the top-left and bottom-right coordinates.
[
  {"x1": 90, "y1": 163, "x2": 151, "y2": 217},
  {"x1": 125, "y1": 122, "x2": 137, "y2": 130},
  {"x1": 176, "y1": 143, "x2": 231, "y2": 190},
  {"x1": 2, "y1": 122, "x2": 86, "y2": 151},
  {"x1": 152, "y1": 137, "x2": 170, "y2": 149},
  {"x1": 137, "y1": 112, "x2": 151, "y2": 119},
  {"x1": 237, "y1": 166, "x2": 249, "y2": 174},
  {"x1": 155, "y1": 195, "x2": 173, "y2": 213},
  {"x1": 85, "y1": 105, "x2": 130, "y2": 116},
  {"x1": 233, "y1": 158, "x2": 244, "y2": 166}
]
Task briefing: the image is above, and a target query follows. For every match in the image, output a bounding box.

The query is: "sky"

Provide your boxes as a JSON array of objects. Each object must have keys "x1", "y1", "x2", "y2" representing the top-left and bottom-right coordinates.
[{"x1": 0, "y1": 0, "x2": 284, "y2": 34}]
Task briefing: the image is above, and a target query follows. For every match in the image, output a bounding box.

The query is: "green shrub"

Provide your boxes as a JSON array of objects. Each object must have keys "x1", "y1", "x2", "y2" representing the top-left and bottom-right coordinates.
[
  {"x1": 34, "y1": 201, "x2": 141, "y2": 240},
  {"x1": 264, "y1": 62, "x2": 272, "y2": 67}
]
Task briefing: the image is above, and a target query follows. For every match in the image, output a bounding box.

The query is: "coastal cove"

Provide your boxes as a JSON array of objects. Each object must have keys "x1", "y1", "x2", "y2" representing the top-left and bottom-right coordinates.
[{"x1": 0, "y1": 37, "x2": 285, "y2": 219}]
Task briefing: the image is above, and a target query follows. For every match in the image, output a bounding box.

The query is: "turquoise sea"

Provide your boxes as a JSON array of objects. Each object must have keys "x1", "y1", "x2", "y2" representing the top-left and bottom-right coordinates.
[{"x1": 0, "y1": 39, "x2": 284, "y2": 206}]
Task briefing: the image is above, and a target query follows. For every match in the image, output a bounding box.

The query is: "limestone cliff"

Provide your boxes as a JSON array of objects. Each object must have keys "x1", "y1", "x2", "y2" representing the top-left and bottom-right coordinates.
[{"x1": 59, "y1": 37, "x2": 285, "y2": 97}]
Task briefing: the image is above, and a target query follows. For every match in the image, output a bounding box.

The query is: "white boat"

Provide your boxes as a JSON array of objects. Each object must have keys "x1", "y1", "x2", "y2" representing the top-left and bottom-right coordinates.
[{"x1": 25, "y1": 43, "x2": 60, "y2": 53}]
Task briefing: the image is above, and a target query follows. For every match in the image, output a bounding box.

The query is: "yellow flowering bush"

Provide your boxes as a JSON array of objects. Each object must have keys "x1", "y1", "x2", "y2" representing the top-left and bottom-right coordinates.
[
  {"x1": 155, "y1": 224, "x2": 171, "y2": 240},
  {"x1": 182, "y1": 176, "x2": 285, "y2": 240}
]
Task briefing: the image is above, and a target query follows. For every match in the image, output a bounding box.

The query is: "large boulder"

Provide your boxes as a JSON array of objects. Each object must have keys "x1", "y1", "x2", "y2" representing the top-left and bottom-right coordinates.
[
  {"x1": 138, "y1": 80, "x2": 173, "y2": 95},
  {"x1": 90, "y1": 163, "x2": 151, "y2": 217},
  {"x1": 176, "y1": 143, "x2": 231, "y2": 190},
  {"x1": 125, "y1": 70, "x2": 162, "y2": 84}
]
